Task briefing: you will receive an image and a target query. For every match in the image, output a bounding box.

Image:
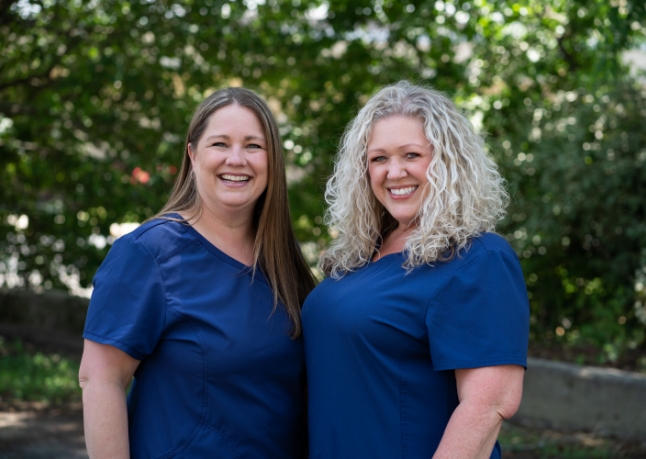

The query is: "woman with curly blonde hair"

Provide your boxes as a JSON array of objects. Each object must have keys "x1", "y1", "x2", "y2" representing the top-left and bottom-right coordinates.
[{"x1": 302, "y1": 81, "x2": 529, "y2": 459}]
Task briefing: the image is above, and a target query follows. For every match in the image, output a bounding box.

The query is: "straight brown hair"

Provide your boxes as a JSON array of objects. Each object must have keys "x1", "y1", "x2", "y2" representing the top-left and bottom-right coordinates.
[{"x1": 153, "y1": 87, "x2": 316, "y2": 337}]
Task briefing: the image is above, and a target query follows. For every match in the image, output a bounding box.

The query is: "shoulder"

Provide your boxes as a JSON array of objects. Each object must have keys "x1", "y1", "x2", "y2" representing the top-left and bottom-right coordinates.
[
  {"x1": 429, "y1": 232, "x2": 521, "y2": 282},
  {"x1": 464, "y1": 232, "x2": 518, "y2": 260},
  {"x1": 113, "y1": 217, "x2": 198, "y2": 262}
]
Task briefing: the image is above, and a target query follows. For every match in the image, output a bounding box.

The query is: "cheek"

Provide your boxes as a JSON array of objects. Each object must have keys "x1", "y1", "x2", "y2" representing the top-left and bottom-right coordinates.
[
  {"x1": 190, "y1": 157, "x2": 201, "y2": 175},
  {"x1": 368, "y1": 165, "x2": 383, "y2": 190},
  {"x1": 367, "y1": 169, "x2": 375, "y2": 192},
  {"x1": 367, "y1": 169, "x2": 387, "y2": 207},
  {"x1": 255, "y1": 154, "x2": 269, "y2": 184}
]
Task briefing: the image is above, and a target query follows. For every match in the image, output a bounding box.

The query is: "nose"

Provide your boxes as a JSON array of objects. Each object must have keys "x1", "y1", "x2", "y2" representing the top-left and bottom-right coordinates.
[
  {"x1": 225, "y1": 145, "x2": 247, "y2": 166},
  {"x1": 386, "y1": 157, "x2": 407, "y2": 180}
]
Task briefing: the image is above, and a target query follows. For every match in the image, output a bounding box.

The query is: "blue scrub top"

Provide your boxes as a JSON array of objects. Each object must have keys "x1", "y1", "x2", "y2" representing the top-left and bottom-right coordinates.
[
  {"x1": 302, "y1": 233, "x2": 529, "y2": 459},
  {"x1": 83, "y1": 217, "x2": 306, "y2": 459}
]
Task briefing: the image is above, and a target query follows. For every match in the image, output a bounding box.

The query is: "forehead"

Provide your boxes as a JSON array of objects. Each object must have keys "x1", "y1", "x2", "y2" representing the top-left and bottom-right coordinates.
[
  {"x1": 368, "y1": 115, "x2": 427, "y2": 146},
  {"x1": 203, "y1": 104, "x2": 265, "y2": 136}
]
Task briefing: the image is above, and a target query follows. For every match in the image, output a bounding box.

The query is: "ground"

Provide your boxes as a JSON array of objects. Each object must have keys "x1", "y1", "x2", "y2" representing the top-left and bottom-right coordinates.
[
  {"x1": 0, "y1": 402, "x2": 85, "y2": 459},
  {"x1": 0, "y1": 338, "x2": 645, "y2": 458},
  {"x1": 2, "y1": 402, "x2": 646, "y2": 458}
]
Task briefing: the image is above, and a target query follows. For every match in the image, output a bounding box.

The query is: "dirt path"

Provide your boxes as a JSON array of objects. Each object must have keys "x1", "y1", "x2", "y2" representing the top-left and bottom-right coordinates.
[
  {"x1": 1, "y1": 405, "x2": 644, "y2": 458},
  {"x1": 0, "y1": 404, "x2": 86, "y2": 459}
]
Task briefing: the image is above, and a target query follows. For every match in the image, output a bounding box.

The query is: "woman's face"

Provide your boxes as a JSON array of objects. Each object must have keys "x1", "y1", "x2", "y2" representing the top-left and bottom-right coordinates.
[
  {"x1": 367, "y1": 115, "x2": 433, "y2": 229},
  {"x1": 189, "y1": 104, "x2": 269, "y2": 221}
]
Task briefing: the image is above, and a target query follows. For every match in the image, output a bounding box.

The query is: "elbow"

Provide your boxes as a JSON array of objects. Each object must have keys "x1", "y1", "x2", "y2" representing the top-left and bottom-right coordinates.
[
  {"x1": 78, "y1": 368, "x2": 89, "y2": 391},
  {"x1": 78, "y1": 357, "x2": 94, "y2": 391},
  {"x1": 496, "y1": 389, "x2": 523, "y2": 421}
]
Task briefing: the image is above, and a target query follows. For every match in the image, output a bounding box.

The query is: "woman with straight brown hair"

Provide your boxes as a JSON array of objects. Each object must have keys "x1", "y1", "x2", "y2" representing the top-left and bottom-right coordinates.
[{"x1": 79, "y1": 87, "x2": 315, "y2": 459}]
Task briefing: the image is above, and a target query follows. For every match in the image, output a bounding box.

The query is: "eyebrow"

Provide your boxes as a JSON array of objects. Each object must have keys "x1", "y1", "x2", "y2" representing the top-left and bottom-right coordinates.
[
  {"x1": 204, "y1": 134, "x2": 265, "y2": 142},
  {"x1": 367, "y1": 143, "x2": 428, "y2": 153}
]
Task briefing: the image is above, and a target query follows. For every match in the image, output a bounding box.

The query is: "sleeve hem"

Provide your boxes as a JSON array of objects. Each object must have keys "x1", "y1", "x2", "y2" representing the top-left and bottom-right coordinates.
[
  {"x1": 433, "y1": 356, "x2": 527, "y2": 371},
  {"x1": 82, "y1": 330, "x2": 146, "y2": 361}
]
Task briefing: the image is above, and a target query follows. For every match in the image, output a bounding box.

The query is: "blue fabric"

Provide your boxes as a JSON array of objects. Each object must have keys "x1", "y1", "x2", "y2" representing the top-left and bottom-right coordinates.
[
  {"x1": 83, "y1": 217, "x2": 306, "y2": 459},
  {"x1": 302, "y1": 232, "x2": 529, "y2": 459}
]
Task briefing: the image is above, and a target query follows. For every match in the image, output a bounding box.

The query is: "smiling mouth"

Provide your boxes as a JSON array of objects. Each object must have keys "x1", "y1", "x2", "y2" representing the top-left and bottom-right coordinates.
[
  {"x1": 220, "y1": 174, "x2": 250, "y2": 182},
  {"x1": 389, "y1": 186, "x2": 417, "y2": 196}
]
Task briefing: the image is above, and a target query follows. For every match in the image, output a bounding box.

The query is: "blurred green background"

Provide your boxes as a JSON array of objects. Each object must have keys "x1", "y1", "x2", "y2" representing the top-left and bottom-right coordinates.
[{"x1": 1, "y1": 0, "x2": 645, "y2": 365}]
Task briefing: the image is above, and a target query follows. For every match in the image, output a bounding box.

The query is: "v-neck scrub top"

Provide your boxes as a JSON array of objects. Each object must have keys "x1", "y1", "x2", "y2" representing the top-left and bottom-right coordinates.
[
  {"x1": 302, "y1": 232, "x2": 529, "y2": 459},
  {"x1": 83, "y1": 217, "x2": 306, "y2": 459}
]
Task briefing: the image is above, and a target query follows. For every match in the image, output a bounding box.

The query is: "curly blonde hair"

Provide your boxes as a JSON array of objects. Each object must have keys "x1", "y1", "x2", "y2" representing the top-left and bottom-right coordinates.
[{"x1": 320, "y1": 81, "x2": 508, "y2": 278}]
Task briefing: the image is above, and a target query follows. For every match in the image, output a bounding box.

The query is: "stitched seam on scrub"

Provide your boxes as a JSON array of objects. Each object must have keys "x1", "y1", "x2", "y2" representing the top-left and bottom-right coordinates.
[
  {"x1": 150, "y1": 305, "x2": 210, "y2": 459},
  {"x1": 131, "y1": 218, "x2": 203, "y2": 264},
  {"x1": 128, "y1": 239, "x2": 170, "y2": 456},
  {"x1": 134, "y1": 237, "x2": 206, "y2": 459},
  {"x1": 417, "y1": 253, "x2": 484, "y2": 342},
  {"x1": 399, "y1": 341, "x2": 416, "y2": 459},
  {"x1": 421, "y1": 234, "x2": 516, "y2": 335}
]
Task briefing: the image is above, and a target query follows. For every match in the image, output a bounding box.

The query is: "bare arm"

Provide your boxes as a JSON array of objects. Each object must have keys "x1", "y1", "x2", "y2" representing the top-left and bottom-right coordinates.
[
  {"x1": 433, "y1": 365, "x2": 524, "y2": 459},
  {"x1": 79, "y1": 339, "x2": 140, "y2": 459}
]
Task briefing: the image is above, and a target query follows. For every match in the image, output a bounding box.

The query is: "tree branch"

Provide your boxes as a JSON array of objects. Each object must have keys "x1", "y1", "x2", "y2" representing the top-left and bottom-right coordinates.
[{"x1": 557, "y1": 33, "x2": 579, "y2": 73}]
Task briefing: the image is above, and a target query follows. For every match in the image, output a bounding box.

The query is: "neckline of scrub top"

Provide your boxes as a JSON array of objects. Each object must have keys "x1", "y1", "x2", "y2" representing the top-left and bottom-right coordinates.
[
  {"x1": 370, "y1": 251, "x2": 405, "y2": 265},
  {"x1": 165, "y1": 213, "x2": 266, "y2": 284},
  {"x1": 370, "y1": 239, "x2": 472, "y2": 266}
]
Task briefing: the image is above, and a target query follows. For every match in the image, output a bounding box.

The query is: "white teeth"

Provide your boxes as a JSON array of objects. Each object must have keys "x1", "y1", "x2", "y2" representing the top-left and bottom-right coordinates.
[
  {"x1": 390, "y1": 186, "x2": 416, "y2": 196},
  {"x1": 221, "y1": 174, "x2": 250, "y2": 182}
]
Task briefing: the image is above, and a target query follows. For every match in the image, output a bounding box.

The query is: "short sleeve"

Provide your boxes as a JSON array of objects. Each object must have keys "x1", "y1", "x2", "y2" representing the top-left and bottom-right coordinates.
[
  {"x1": 83, "y1": 235, "x2": 166, "y2": 360},
  {"x1": 425, "y1": 247, "x2": 529, "y2": 371}
]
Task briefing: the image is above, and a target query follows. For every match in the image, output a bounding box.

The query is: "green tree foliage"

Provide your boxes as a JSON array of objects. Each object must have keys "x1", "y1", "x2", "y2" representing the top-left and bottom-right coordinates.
[
  {"x1": 496, "y1": 82, "x2": 646, "y2": 359},
  {"x1": 1, "y1": 0, "x2": 645, "y2": 358}
]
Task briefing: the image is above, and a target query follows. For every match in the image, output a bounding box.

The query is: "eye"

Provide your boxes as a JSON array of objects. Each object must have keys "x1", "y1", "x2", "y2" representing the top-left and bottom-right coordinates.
[
  {"x1": 370, "y1": 155, "x2": 387, "y2": 163},
  {"x1": 211, "y1": 142, "x2": 227, "y2": 148},
  {"x1": 247, "y1": 143, "x2": 263, "y2": 149},
  {"x1": 405, "y1": 152, "x2": 421, "y2": 159}
]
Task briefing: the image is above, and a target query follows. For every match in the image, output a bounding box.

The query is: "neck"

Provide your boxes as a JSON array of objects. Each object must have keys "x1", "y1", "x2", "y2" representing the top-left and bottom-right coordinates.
[
  {"x1": 183, "y1": 204, "x2": 257, "y2": 266},
  {"x1": 374, "y1": 224, "x2": 414, "y2": 261}
]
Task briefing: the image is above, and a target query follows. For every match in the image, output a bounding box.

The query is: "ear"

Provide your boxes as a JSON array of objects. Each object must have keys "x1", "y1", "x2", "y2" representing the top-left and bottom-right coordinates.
[{"x1": 187, "y1": 144, "x2": 196, "y2": 164}]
